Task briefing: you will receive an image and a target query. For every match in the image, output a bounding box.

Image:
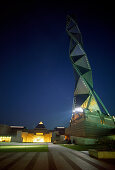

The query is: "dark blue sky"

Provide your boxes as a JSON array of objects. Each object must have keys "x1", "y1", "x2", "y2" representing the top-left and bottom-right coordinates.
[{"x1": 0, "y1": 1, "x2": 115, "y2": 129}]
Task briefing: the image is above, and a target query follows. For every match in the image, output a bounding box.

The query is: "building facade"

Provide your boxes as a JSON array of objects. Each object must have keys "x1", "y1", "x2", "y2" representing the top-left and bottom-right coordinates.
[
  {"x1": 0, "y1": 122, "x2": 52, "y2": 143},
  {"x1": 65, "y1": 15, "x2": 115, "y2": 143}
]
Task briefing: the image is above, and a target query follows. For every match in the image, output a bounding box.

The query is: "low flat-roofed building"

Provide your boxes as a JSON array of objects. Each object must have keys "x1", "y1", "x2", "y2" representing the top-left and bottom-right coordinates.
[
  {"x1": 22, "y1": 122, "x2": 52, "y2": 142},
  {"x1": 52, "y1": 127, "x2": 65, "y2": 142},
  {"x1": 0, "y1": 122, "x2": 52, "y2": 143}
]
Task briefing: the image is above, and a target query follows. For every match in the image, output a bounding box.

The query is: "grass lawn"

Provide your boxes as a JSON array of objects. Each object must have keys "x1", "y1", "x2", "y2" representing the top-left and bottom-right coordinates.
[
  {"x1": 0, "y1": 145, "x2": 48, "y2": 152},
  {"x1": 60, "y1": 144, "x2": 111, "y2": 151}
]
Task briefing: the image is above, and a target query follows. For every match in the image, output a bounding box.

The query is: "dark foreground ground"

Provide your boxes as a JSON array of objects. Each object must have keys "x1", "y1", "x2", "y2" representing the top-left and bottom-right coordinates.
[{"x1": 0, "y1": 143, "x2": 115, "y2": 170}]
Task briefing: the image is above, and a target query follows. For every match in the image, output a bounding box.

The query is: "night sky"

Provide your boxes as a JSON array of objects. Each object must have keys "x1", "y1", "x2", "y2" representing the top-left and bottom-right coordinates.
[{"x1": 0, "y1": 1, "x2": 115, "y2": 129}]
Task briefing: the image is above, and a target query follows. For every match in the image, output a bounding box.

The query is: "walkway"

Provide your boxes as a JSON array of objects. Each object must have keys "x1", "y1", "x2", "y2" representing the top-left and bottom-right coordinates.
[{"x1": 0, "y1": 143, "x2": 114, "y2": 170}]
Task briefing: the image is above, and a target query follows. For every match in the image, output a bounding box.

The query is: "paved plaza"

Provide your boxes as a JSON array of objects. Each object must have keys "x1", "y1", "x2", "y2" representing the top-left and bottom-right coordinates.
[{"x1": 0, "y1": 143, "x2": 114, "y2": 170}]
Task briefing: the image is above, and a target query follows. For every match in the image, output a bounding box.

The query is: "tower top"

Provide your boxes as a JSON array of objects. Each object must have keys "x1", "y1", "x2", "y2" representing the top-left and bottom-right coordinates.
[
  {"x1": 35, "y1": 121, "x2": 46, "y2": 129},
  {"x1": 39, "y1": 121, "x2": 43, "y2": 124}
]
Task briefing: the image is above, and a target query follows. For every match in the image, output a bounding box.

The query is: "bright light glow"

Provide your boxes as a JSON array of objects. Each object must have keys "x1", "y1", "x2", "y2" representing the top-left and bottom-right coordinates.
[
  {"x1": 39, "y1": 121, "x2": 43, "y2": 124},
  {"x1": 57, "y1": 127, "x2": 65, "y2": 128},
  {"x1": 33, "y1": 137, "x2": 44, "y2": 142},
  {"x1": 36, "y1": 133, "x2": 43, "y2": 135},
  {"x1": 10, "y1": 126, "x2": 24, "y2": 128},
  {"x1": 22, "y1": 132, "x2": 52, "y2": 143},
  {"x1": 73, "y1": 107, "x2": 83, "y2": 113},
  {"x1": 0, "y1": 136, "x2": 11, "y2": 142}
]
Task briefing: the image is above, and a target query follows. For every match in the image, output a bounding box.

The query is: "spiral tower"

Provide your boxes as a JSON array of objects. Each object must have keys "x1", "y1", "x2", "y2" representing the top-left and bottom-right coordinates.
[{"x1": 66, "y1": 15, "x2": 110, "y2": 116}]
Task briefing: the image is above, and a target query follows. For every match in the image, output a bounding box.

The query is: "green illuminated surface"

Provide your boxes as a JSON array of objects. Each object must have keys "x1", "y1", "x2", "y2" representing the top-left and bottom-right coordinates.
[
  {"x1": 0, "y1": 145, "x2": 48, "y2": 152},
  {"x1": 61, "y1": 144, "x2": 115, "y2": 151},
  {"x1": 61, "y1": 144, "x2": 99, "y2": 151}
]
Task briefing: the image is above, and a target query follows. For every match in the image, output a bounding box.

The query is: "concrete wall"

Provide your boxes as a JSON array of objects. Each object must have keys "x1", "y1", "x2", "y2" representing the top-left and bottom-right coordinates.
[
  {"x1": 70, "y1": 136, "x2": 97, "y2": 145},
  {"x1": 11, "y1": 131, "x2": 22, "y2": 142},
  {"x1": 51, "y1": 132, "x2": 60, "y2": 142},
  {"x1": 60, "y1": 135, "x2": 65, "y2": 141},
  {"x1": 65, "y1": 112, "x2": 115, "y2": 139}
]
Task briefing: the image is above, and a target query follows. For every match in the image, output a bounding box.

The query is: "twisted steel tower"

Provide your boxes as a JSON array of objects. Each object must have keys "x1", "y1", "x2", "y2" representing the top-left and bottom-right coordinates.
[{"x1": 66, "y1": 15, "x2": 110, "y2": 116}]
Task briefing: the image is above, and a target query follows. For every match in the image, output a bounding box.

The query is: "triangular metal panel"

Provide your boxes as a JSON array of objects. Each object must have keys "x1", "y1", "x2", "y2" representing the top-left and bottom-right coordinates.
[
  {"x1": 76, "y1": 55, "x2": 91, "y2": 69},
  {"x1": 74, "y1": 94, "x2": 89, "y2": 107},
  {"x1": 81, "y1": 96, "x2": 90, "y2": 109},
  {"x1": 73, "y1": 69, "x2": 80, "y2": 90},
  {"x1": 73, "y1": 68, "x2": 80, "y2": 82},
  {"x1": 71, "y1": 55, "x2": 84, "y2": 63},
  {"x1": 66, "y1": 19, "x2": 75, "y2": 31},
  {"x1": 74, "y1": 78, "x2": 89, "y2": 95},
  {"x1": 70, "y1": 39, "x2": 77, "y2": 54},
  {"x1": 71, "y1": 44, "x2": 85, "y2": 56},
  {"x1": 71, "y1": 33, "x2": 83, "y2": 45},
  {"x1": 83, "y1": 71, "x2": 93, "y2": 88},
  {"x1": 77, "y1": 65, "x2": 90, "y2": 75},
  {"x1": 88, "y1": 96, "x2": 100, "y2": 112},
  {"x1": 69, "y1": 25, "x2": 80, "y2": 34}
]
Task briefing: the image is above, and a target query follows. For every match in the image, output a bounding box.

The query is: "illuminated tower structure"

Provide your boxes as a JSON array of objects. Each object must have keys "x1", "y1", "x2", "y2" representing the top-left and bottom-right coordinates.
[{"x1": 65, "y1": 15, "x2": 115, "y2": 139}]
